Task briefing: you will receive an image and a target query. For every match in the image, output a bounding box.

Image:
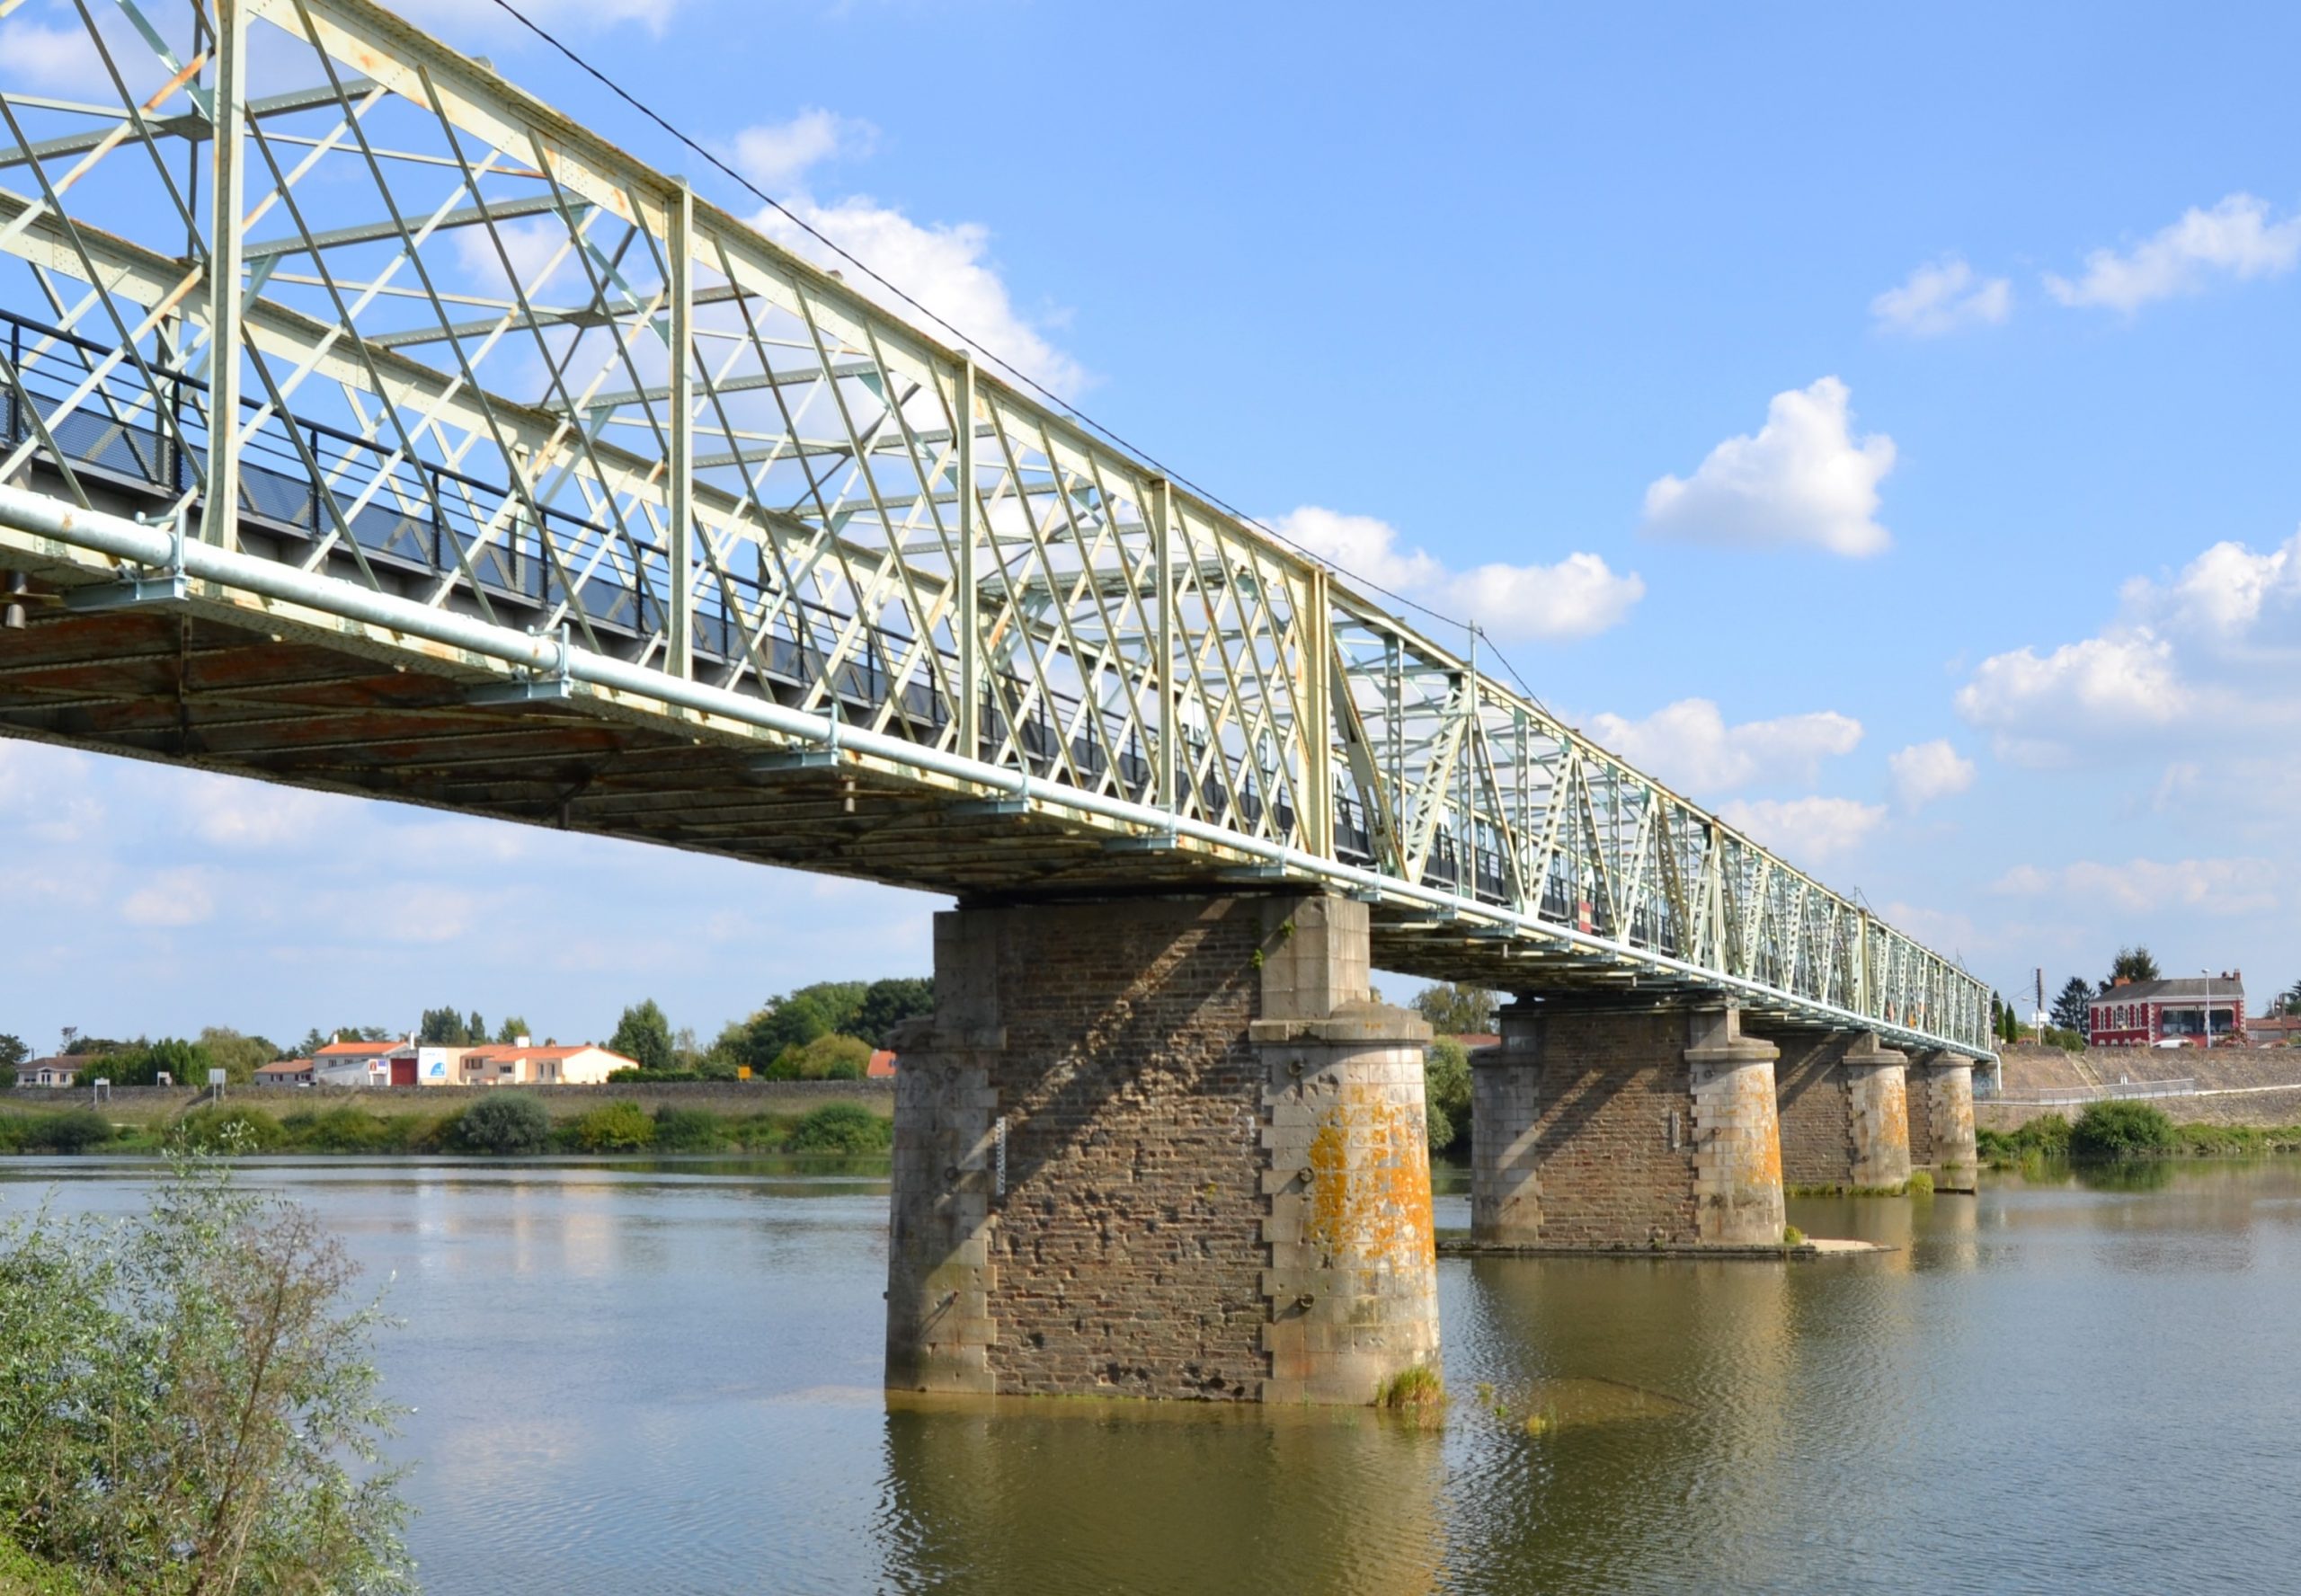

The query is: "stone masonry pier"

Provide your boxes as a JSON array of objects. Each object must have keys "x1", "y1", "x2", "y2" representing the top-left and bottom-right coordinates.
[
  {"x1": 1765, "y1": 1027, "x2": 1913, "y2": 1191},
  {"x1": 884, "y1": 891, "x2": 1440, "y2": 1405},
  {"x1": 1908, "y1": 1051, "x2": 1979, "y2": 1193},
  {"x1": 1470, "y1": 1001, "x2": 1787, "y2": 1251}
]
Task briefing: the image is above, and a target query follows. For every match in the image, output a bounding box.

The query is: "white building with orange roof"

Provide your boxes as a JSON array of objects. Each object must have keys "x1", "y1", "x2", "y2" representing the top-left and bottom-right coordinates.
[{"x1": 452, "y1": 1037, "x2": 635, "y2": 1086}]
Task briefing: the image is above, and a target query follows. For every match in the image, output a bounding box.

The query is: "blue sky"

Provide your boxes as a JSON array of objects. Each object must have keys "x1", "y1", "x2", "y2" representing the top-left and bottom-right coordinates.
[{"x1": 6, "y1": 0, "x2": 2300, "y2": 1050}]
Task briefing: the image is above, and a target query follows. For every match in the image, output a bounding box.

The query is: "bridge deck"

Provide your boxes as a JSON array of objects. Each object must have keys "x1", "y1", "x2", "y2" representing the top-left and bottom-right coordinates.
[{"x1": 0, "y1": 0, "x2": 1991, "y2": 1056}]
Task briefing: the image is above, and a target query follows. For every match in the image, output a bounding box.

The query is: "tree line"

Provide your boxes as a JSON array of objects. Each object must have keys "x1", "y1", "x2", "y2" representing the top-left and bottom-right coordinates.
[{"x1": 0, "y1": 978, "x2": 936, "y2": 1086}]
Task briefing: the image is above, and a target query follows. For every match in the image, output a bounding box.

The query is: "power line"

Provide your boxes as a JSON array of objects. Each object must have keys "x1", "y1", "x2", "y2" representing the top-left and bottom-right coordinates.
[{"x1": 483, "y1": 0, "x2": 1514, "y2": 652}]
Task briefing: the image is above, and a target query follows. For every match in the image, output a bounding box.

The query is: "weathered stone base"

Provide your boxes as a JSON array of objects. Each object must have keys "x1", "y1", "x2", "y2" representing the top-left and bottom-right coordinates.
[
  {"x1": 884, "y1": 891, "x2": 1440, "y2": 1405},
  {"x1": 1911, "y1": 1051, "x2": 1978, "y2": 1193},
  {"x1": 1767, "y1": 1028, "x2": 1912, "y2": 1191},
  {"x1": 1470, "y1": 1002, "x2": 1786, "y2": 1250}
]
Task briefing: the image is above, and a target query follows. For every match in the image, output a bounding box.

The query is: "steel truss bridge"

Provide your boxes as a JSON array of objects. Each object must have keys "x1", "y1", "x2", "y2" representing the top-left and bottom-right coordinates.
[{"x1": 0, "y1": 0, "x2": 1992, "y2": 1057}]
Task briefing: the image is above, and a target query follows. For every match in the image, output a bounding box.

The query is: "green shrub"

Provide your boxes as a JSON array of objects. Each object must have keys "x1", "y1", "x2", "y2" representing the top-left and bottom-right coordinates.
[
  {"x1": 1425, "y1": 1102, "x2": 1453, "y2": 1154},
  {"x1": 16, "y1": 1112, "x2": 116, "y2": 1156},
  {"x1": 1424, "y1": 1039, "x2": 1471, "y2": 1158},
  {"x1": 2013, "y1": 1113, "x2": 2072, "y2": 1155},
  {"x1": 787, "y1": 1101, "x2": 890, "y2": 1153},
  {"x1": 452, "y1": 1093, "x2": 552, "y2": 1156},
  {"x1": 0, "y1": 1532, "x2": 80, "y2": 1594},
  {"x1": 1904, "y1": 1169, "x2": 1933, "y2": 1197},
  {"x1": 0, "y1": 1148, "x2": 410, "y2": 1590},
  {"x1": 282, "y1": 1105, "x2": 395, "y2": 1153},
  {"x1": 173, "y1": 1104, "x2": 286, "y2": 1153},
  {"x1": 569, "y1": 1100, "x2": 654, "y2": 1152},
  {"x1": 768, "y1": 1033, "x2": 875, "y2": 1082},
  {"x1": 2071, "y1": 1100, "x2": 2175, "y2": 1161},
  {"x1": 652, "y1": 1105, "x2": 724, "y2": 1152}
]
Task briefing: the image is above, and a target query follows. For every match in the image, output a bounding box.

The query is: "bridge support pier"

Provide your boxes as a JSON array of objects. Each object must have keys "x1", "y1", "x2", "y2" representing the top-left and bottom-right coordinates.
[
  {"x1": 1768, "y1": 1029, "x2": 1912, "y2": 1190},
  {"x1": 1908, "y1": 1051, "x2": 1979, "y2": 1193},
  {"x1": 884, "y1": 891, "x2": 1440, "y2": 1404},
  {"x1": 1470, "y1": 1002, "x2": 1786, "y2": 1249}
]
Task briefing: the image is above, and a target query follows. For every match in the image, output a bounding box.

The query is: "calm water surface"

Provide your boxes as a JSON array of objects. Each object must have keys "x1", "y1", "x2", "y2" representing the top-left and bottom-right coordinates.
[{"x1": 7, "y1": 1156, "x2": 2300, "y2": 1594}]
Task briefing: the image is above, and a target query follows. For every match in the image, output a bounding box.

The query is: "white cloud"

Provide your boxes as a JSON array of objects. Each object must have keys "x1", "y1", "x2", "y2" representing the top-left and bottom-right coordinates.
[
  {"x1": 728, "y1": 111, "x2": 1084, "y2": 394},
  {"x1": 1270, "y1": 506, "x2": 1644, "y2": 643},
  {"x1": 2046, "y1": 193, "x2": 2301, "y2": 314},
  {"x1": 0, "y1": 18, "x2": 110, "y2": 94},
  {"x1": 1953, "y1": 630, "x2": 2186, "y2": 764},
  {"x1": 1871, "y1": 256, "x2": 2012, "y2": 337},
  {"x1": 729, "y1": 110, "x2": 875, "y2": 192},
  {"x1": 1584, "y1": 697, "x2": 1861, "y2": 795},
  {"x1": 451, "y1": 216, "x2": 585, "y2": 306},
  {"x1": 1640, "y1": 377, "x2": 1896, "y2": 557},
  {"x1": 755, "y1": 195, "x2": 1087, "y2": 394},
  {"x1": 182, "y1": 772, "x2": 335, "y2": 851},
  {"x1": 1717, "y1": 796, "x2": 1886, "y2": 865},
  {"x1": 1887, "y1": 739, "x2": 1976, "y2": 811},
  {"x1": 121, "y1": 868, "x2": 217, "y2": 928},
  {"x1": 2119, "y1": 528, "x2": 2301, "y2": 655},
  {"x1": 1993, "y1": 856, "x2": 2280, "y2": 918}
]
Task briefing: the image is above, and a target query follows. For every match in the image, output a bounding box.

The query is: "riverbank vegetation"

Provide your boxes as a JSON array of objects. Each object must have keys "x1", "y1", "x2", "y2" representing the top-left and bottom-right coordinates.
[
  {"x1": 0, "y1": 1148, "x2": 412, "y2": 1593},
  {"x1": 0, "y1": 1097, "x2": 892, "y2": 1159},
  {"x1": 1979, "y1": 1102, "x2": 2301, "y2": 1168}
]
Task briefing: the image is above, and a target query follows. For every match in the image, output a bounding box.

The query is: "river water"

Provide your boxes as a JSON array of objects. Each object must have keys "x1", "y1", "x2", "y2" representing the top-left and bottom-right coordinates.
[{"x1": 6, "y1": 1156, "x2": 2299, "y2": 1594}]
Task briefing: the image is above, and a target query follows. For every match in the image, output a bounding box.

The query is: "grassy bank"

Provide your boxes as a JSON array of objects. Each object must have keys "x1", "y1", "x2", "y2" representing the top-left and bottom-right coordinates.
[
  {"x1": 0, "y1": 1095, "x2": 891, "y2": 1158},
  {"x1": 1977, "y1": 1104, "x2": 2301, "y2": 1166}
]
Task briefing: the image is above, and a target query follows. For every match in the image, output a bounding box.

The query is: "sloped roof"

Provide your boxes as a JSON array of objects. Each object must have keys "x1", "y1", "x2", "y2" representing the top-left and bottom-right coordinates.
[
  {"x1": 2091, "y1": 975, "x2": 2243, "y2": 1005},
  {"x1": 459, "y1": 1042, "x2": 626, "y2": 1063},
  {"x1": 315, "y1": 1038, "x2": 402, "y2": 1057}
]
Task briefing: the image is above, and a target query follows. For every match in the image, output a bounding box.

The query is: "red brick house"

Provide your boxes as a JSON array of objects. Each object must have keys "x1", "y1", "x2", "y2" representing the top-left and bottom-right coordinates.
[{"x1": 2086, "y1": 973, "x2": 2245, "y2": 1048}]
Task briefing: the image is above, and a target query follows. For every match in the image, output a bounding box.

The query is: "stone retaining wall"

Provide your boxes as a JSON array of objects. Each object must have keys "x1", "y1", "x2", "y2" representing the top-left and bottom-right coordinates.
[{"x1": 9, "y1": 1078, "x2": 892, "y2": 1124}]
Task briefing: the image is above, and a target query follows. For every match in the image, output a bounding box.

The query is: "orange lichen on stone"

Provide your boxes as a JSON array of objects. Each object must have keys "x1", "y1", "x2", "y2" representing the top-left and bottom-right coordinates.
[{"x1": 1302, "y1": 1083, "x2": 1435, "y2": 1270}]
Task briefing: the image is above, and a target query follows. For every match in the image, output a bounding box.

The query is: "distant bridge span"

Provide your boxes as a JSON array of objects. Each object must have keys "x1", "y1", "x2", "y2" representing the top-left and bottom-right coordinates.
[{"x1": 0, "y1": 0, "x2": 1988, "y2": 1059}]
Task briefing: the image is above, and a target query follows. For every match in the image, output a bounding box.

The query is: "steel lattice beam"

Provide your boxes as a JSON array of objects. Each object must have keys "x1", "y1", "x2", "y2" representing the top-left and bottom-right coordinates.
[{"x1": 0, "y1": 0, "x2": 1994, "y2": 1056}]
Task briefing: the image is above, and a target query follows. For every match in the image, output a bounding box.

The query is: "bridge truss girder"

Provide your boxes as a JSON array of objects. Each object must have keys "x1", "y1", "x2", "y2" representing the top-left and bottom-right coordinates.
[{"x1": 0, "y1": 0, "x2": 1992, "y2": 1056}]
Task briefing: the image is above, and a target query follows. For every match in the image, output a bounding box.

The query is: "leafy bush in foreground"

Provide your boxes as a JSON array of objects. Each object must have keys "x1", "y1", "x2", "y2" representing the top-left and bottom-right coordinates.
[
  {"x1": 0, "y1": 1149, "x2": 410, "y2": 1593},
  {"x1": 2071, "y1": 1100, "x2": 2175, "y2": 1161},
  {"x1": 452, "y1": 1093, "x2": 552, "y2": 1156},
  {"x1": 788, "y1": 1101, "x2": 891, "y2": 1154}
]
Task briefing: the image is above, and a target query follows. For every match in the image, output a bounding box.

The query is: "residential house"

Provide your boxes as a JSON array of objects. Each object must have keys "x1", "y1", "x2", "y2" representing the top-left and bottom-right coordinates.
[
  {"x1": 311, "y1": 1037, "x2": 414, "y2": 1087},
  {"x1": 866, "y1": 1049, "x2": 898, "y2": 1079},
  {"x1": 2247, "y1": 1014, "x2": 2301, "y2": 1048},
  {"x1": 14, "y1": 1053, "x2": 96, "y2": 1087},
  {"x1": 2087, "y1": 973, "x2": 2246, "y2": 1048},
  {"x1": 253, "y1": 1057, "x2": 315, "y2": 1086},
  {"x1": 452, "y1": 1039, "x2": 635, "y2": 1086}
]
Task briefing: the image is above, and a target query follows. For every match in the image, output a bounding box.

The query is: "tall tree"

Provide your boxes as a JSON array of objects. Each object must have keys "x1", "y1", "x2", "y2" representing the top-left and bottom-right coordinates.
[
  {"x1": 197, "y1": 1027, "x2": 276, "y2": 1086},
  {"x1": 0, "y1": 1033, "x2": 27, "y2": 1069},
  {"x1": 418, "y1": 1006, "x2": 473, "y2": 1046},
  {"x1": 1412, "y1": 982, "x2": 1497, "y2": 1038},
  {"x1": 853, "y1": 978, "x2": 934, "y2": 1046},
  {"x1": 2104, "y1": 946, "x2": 2161, "y2": 989},
  {"x1": 2052, "y1": 977, "x2": 2092, "y2": 1033},
  {"x1": 609, "y1": 999, "x2": 675, "y2": 1073},
  {"x1": 495, "y1": 1015, "x2": 531, "y2": 1044},
  {"x1": 466, "y1": 1010, "x2": 487, "y2": 1045}
]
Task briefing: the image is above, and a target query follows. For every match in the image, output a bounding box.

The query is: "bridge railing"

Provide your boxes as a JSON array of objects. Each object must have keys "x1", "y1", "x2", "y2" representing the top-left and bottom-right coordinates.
[{"x1": 0, "y1": 0, "x2": 1991, "y2": 1053}]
